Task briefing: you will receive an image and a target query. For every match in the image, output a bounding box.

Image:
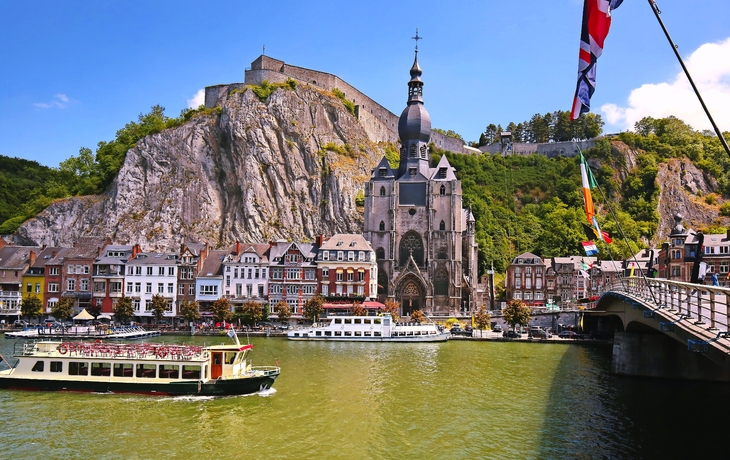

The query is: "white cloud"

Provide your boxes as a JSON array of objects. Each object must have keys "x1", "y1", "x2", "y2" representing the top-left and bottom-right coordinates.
[
  {"x1": 187, "y1": 89, "x2": 205, "y2": 109},
  {"x1": 601, "y1": 37, "x2": 730, "y2": 132},
  {"x1": 34, "y1": 93, "x2": 72, "y2": 109}
]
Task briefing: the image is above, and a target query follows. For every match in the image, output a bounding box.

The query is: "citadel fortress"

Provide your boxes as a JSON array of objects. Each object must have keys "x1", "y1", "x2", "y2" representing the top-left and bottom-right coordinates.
[{"x1": 204, "y1": 54, "x2": 596, "y2": 157}]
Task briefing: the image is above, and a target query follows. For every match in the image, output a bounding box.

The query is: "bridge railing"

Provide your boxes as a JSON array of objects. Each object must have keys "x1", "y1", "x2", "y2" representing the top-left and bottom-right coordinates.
[{"x1": 609, "y1": 277, "x2": 730, "y2": 331}]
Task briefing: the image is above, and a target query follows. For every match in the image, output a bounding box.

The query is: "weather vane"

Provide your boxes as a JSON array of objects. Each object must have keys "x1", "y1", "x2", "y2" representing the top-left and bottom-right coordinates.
[{"x1": 411, "y1": 28, "x2": 422, "y2": 51}]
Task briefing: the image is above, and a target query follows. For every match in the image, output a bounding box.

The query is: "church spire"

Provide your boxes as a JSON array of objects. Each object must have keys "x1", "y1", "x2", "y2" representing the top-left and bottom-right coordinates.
[{"x1": 408, "y1": 29, "x2": 423, "y2": 103}]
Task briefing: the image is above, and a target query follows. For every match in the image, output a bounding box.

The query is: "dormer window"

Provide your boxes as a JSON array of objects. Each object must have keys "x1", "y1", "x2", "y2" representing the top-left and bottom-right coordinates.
[
  {"x1": 409, "y1": 145, "x2": 417, "y2": 157},
  {"x1": 438, "y1": 167, "x2": 447, "y2": 179},
  {"x1": 379, "y1": 168, "x2": 387, "y2": 178},
  {"x1": 409, "y1": 168, "x2": 417, "y2": 176},
  {"x1": 350, "y1": 241, "x2": 356, "y2": 247},
  {"x1": 337, "y1": 241, "x2": 343, "y2": 246}
]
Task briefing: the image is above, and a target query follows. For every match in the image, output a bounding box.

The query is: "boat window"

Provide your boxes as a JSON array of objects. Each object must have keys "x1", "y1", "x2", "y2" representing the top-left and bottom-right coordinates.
[
  {"x1": 344, "y1": 331, "x2": 352, "y2": 336},
  {"x1": 335, "y1": 331, "x2": 342, "y2": 336},
  {"x1": 136, "y1": 364, "x2": 157, "y2": 378},
  {"x1": 225, "y1": 352, "x2": 236, "y2": 365},
  {"x1": 364, "y1": 318, "x2": 371, "y2": 324},
  {"x1": 374, "y1": 332, "x2": 381, "y2": 337},
  {"x1": 68, "y1": 362, "x2": 88, "y2": 376},
  {"x1": 182, "y1": 365, "x2": 201, "y2": 379},
  {"x1": 334, "y1": 318, "x2": 342, "y2": 324},
  {"x1": 374, "y1": 318, "x2": 382, "y2": 325},
  {"x1": 32, "y1": 361, "x2": 44, "y2": 372},
  {"x1": 50, "y1": 361, "x2": 62, "y2": 373},
  {"x1": 91, "y1": 362, "x2": 112, "y2": 377},
  {"x1": 159, "y1": 364, "x2": 180, "y2": 379},
  {"x1": 315, "y1": 331, "x2": 322, "y2": 336},
  {"x1": 344, "y1": 318, "x2": 352, "y2": 324},
  {"x1": 324, "y1": 331, "x2": 332, "y2": 336},
  {"x1": 113, "y1": 363, "x2": 133, "y2": 377},
  {"x1": 354, "y1": 331, "x2": 362, "y2": 336},
  {"x1": 364, "y1": 331, "x2": 371, "y2": 336},
  {"x1": 213, "y1": 354, "x2": 222, "y2": 365},
  {"x1": 354, "y1": 318, "x2": 361, "y2": 324}
]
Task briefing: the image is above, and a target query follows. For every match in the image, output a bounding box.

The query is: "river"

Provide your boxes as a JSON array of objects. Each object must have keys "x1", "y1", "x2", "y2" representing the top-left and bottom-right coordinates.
[{"x1": 0, "y1": 336, "x2": 728, "y2": 459}]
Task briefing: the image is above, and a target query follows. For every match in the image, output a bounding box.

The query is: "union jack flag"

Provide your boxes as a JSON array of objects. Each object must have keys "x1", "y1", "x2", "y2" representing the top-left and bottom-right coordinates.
[{"x1": 571, "y1": 0, "x2": 624, "y2": 120}]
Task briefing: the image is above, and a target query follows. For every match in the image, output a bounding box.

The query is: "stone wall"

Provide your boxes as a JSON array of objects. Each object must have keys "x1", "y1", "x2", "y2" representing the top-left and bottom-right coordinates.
[{"x1": 479, "y1": 139, "x2": 597, "y2": 157}]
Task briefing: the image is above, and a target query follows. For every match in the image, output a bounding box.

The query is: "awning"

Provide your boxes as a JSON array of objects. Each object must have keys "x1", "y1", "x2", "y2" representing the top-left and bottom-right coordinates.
[
  {"x1": 73, "y1": 308, "x2": 95, "y2": 320},
  {"x1": 363, "y1": 301, "x2": 385, "y2": 309}
]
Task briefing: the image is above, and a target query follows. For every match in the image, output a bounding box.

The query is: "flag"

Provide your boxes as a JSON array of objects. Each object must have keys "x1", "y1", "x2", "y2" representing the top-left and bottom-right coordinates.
[
  {"x1": 580, "y1": 260, "x2": 589, "y2": 271},
  {"x1": 227, "y1": 328, "x2": 235, "y2": 338},
  {"x1": 582, "y1": 222, "x2": 613, "y2": 244},
  {"x1": 580, "y1": 152, "x2": 598, "y2": 223},
  {"x1": 629, "y1": 262, "x2": 635, "y2": 277},
  {"x1": 579, "y1": 269, "x2": 590, "y2": 279},
  {"x1": 571, "y1": 0, "x2": 624, "y2": 120},
  {"x1": 582, "y1": 241, "x2": 598, "y2": 256}
]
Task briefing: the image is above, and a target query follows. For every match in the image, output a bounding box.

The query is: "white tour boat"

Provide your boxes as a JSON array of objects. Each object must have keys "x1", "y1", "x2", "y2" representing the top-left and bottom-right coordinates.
[
  {"x1": 0, "y1": 333, "x2": 279, "y2": 396},
  {"x1": 286, "y1": 313, "x2": 449, "y2": 342}
]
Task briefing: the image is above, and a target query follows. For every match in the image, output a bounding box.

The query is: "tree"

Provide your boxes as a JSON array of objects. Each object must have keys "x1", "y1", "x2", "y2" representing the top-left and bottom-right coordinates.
[
  {"x1": 474, "y1": 306, "x2": 492, "y2": 337},
  {"x1": 86, "y1": 302, "x2": 102, "y2": 319},
  {"x1": 149, "y1": 294, "x2": 168, "y2": 324},
  {"x1": 236, "y1": 301, "x2": 264, "y2": 327},
  {"x1": 382, "y1": 299, "x2": 400, "y2": 322},
  {"x1": 274, "y1": 300, "x2": 292, "y2": 323},
  {"x1": 410, "y1": 310, "x2": 426, "y2": 324},
  {"x1": 179, "y1": 300, "x2": 201, "y2": 325},
  {"x1": 303, "y1": 295, "x2": 325, "y2": 322},
  {"x1": 21, "y1": 295, "x2": 43, "y2": 322},
  {"x1": 484, "y1": 124, "x2": 498, "y2": 145},
  {"x1": 351, "y1": 302, "x2": 367, "y2": 316},
  {"x1": 503, "y1": 300, "x2": 532, "y2": 330},
  {"x1": 51, "y1": 297, "x2": 74, "y2": 323},
  {"x1": 113, "y1": 296, "x2": 134, "y2": 325},
  {"x1": 210, "y1": 297, "x2": 233, "y2": 324}
]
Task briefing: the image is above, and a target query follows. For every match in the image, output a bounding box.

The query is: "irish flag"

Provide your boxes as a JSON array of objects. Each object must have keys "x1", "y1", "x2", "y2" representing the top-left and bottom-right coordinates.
[{"x1": 580, "y1": 152, "x2": 597, "y2": 223}]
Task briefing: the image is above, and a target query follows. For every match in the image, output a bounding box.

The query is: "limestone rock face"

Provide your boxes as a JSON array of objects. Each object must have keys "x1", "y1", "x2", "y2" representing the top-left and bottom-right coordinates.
[{"x1": 15, "y1": 85, "x2": 379, "y2": 249}]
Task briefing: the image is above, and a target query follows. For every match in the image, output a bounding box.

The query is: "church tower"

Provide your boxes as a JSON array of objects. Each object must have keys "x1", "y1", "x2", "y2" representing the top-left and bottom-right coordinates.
[{"x1": 363, "y1": 38, "x2": 478, "y2": 316}]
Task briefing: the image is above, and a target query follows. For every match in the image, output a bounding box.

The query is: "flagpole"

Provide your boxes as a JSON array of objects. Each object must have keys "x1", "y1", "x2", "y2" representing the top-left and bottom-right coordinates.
[{"x1": 648, "y1": 0, "x2": 730, "y2": 158}]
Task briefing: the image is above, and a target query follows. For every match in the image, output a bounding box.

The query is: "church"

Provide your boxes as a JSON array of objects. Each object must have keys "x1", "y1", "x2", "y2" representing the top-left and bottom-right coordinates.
[{"x1": 363, "y1": 47, "x2": 479, "y2": 316}]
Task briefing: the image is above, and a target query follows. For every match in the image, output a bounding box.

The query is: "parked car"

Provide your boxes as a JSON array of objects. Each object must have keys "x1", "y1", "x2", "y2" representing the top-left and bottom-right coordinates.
[
  {"x1": 529, "y1": 327, "x2": 552, "y2": 339},
  {"x1": 13, "y1": 320, "x2": 28, "y2": 329},
  {"x1": 503, "y1": 330, "x2": 522, "y2": 339},
  {"x1": 492, "y1": 325, "x2": 503, "y2": 333},
  {"x1": 559, "y1": 330, "x2": 581, "y2": 339},
  {"x1": 450, "y1": 326, "x2": 473, "y2": 337},
  {"x1": 278, "y1": 325, "x2": 291, "y2": 331}
]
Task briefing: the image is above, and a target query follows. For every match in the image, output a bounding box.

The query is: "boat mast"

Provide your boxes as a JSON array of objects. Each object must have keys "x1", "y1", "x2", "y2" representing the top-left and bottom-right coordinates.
[{"x1": 647, "y1": 0, "x2": 730, "y2": 158}]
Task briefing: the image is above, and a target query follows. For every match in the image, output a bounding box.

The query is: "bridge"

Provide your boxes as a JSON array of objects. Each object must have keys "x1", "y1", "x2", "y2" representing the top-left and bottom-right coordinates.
[{"x1": 586, "y1": 278, "x2": 730, "y2": 381}]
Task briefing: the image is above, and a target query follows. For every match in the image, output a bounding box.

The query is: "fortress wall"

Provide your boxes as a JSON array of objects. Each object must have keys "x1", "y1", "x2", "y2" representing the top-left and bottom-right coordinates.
[
  {"x1": 479, "y1": 139, "x2": 597, "y2": 157},
  {"x1": 204, "y1": 83, "x2": 246, "y2": 109}
]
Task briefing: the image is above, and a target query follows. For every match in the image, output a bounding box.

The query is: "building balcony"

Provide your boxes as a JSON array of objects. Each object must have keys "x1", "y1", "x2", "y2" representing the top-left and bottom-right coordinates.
[{"x1": 0, "y1": 291, "x2": 21, "y2": 301}]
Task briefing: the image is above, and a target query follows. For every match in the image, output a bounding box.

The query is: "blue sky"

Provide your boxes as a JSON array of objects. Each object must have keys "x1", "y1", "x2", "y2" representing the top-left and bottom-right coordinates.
[{"x1": 1, "y1": 0, "x2": 728, "y2": 167}]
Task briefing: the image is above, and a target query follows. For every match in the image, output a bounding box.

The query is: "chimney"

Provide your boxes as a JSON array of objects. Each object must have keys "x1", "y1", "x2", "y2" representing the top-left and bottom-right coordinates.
[
  {"x1": 236, "y1": 241, "x2": 241, "y2": 255},
  {"x1": 316, "y1": 234, "x2": 325, "y2": 247},
  {"x1": 131, "y1": 244, "x2": 142, "y2": 259},
  {"x1": 29, "y1": 250, "x2": 37, "y2": 267}
]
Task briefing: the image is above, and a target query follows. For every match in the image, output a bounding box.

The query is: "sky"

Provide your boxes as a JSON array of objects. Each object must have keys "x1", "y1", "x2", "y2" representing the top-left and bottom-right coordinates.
[{"x1": 1, "y1": 0, "x2": 728, "y2": 168}]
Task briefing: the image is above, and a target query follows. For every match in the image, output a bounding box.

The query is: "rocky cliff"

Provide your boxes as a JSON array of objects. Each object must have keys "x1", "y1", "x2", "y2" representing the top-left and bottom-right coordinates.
[{"x1": 15, "y1": 85, "x2": 380, "y2": 249}]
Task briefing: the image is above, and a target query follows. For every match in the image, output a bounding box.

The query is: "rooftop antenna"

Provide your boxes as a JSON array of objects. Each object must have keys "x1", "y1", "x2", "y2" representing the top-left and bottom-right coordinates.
[{"x1": 263, "y1": 44, "x2": 266, "y2": 56}]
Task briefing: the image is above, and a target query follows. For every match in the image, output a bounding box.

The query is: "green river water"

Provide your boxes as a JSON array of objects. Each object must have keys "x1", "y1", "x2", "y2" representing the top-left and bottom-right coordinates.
[{"x1": 1, "y1": 336, "x2": 728, "y2": 459}]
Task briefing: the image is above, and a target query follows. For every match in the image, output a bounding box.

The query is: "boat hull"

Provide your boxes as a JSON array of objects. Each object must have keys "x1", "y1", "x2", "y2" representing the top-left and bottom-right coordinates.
[
  {"x1": 287, "y1": 335, "x2": 449, "y2": 343},
  {"x1": 0, "y1": 374, "x2": 278, "y2": 396}
]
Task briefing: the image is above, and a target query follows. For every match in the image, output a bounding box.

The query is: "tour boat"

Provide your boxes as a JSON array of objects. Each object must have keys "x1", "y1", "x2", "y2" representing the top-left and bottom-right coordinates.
[
  {"x1": 0, "y1": 334, "x2": 279, "y2": 396},
  {"x1": 286, "y1": 313, "x2": 449, "y2": 342}
]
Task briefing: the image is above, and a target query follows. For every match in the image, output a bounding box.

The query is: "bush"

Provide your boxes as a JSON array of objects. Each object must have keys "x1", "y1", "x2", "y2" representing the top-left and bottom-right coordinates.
[
  {"x1": 332, "y1": 88, "x2": 356, "y2": 115},
  {"x1": 720, "y1": 202, "x2": 730, "y2": 217}
]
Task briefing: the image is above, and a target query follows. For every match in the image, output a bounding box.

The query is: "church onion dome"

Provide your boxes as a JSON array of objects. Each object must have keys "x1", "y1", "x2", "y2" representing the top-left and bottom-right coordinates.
[{"x1": 398, "y1": 51, "x2": 431, "y2": 143}]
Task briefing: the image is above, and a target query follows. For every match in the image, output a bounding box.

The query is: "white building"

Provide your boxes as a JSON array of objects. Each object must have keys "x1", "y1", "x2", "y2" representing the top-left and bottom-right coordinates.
[
  {"x1": 222, "y1": 243, "x2": 270, "y2": 305},
  {"x1": 124, "y1": 252, "x2": 179, "y2": 320}
]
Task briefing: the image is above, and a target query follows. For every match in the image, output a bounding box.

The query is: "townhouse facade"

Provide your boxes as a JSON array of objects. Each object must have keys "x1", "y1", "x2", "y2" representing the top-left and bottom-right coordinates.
[
  {"x1": 195, "y1": 250, "x2": 227, "y2": 314},
  {"x1": 124, "y1": 252, "x2": 179, "y2": 319},
  {"x1": 268, "y1": 240, "x2": 318, "y2": 314},
  {"x1": 222, "y1": 243, "x2": 270, "y2": 306},
  {"x1": 317, "y1": 234, "x2": 378, "y2": 299},
  {"x1": 92, "y1": 244, "x2": 138, "y2": 315},
  {"x1": 0, "y1": 246, "x2": 35, "y2": 319}
]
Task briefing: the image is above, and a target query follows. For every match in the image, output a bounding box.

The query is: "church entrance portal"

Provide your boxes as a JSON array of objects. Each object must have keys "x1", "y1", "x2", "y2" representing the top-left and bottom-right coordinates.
[{"x1": 400, "y1": 281, "x2": 424, "y2": 316}]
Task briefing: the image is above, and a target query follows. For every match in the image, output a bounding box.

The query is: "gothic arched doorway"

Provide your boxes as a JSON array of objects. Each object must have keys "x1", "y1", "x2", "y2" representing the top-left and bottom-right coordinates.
[{"x1": 400, "y1": 281, "x2": 424, "y2": 316}]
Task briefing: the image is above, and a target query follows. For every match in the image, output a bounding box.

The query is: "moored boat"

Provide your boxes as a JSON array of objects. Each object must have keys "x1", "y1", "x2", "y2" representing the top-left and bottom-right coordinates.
[
  {"x1": 0, "y1": 335, "x2": 279, "y2": 396},
  {"x1": 287, "y1": 313, "x2": 449, "y2": 342}
]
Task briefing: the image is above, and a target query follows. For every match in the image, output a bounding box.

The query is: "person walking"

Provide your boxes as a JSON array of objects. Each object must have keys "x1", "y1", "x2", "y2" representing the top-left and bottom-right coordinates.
[{"x1": 711, "y1": 272, "x2": 719, "y2": 287}]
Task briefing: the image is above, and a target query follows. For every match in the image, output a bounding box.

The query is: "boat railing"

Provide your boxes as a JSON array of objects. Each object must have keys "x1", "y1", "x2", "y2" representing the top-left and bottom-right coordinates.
[{"x1": 18, "y1": 341, "x2": 207, "y2": 361}]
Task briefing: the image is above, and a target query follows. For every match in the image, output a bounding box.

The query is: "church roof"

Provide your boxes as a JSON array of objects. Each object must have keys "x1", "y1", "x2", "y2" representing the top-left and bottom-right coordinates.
[
  {"x1": 370, "y1": 157, "x2": 395, "y2": 180},
  {"x1": 430, "y1": 155, "x2": 457, "y2": 181}
]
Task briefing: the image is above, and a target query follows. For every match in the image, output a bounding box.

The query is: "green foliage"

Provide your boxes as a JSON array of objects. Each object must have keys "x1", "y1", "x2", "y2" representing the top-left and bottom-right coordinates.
[
  {"x1": 332, "y1": 88, "x2": 356, "y2": 115},
  {"x1": 410, "y1": 310, "x2": 426, "y2": 323},
  {"x1": 720, "y1": 202, "x2": 730, "y2": 217},
  {"x1": 383, "y1": 142, "x2": 400, "y2": 169},
  {"x1": 113, "y1": 296, "x2": 134, "y2": 324},
  {"x1": 211, "y1": 297, "x2": 233, "y2": 323},
  {"x1": 382, "y1": 299, "x2": 400, "y2": 323},
  {"x1": 478, "y1": 110, "x2": 603, "y2": 144},
  {"x1": 355, "y1": 189, "x2": 365, "y2": 207},
  {"x1": 474, "y1": 306, "x2": 492, "y2": 333},
  {"x1": 149, "y1": 294, "x2": 168, "y2": 322},
  {"x1": 320, "y1": 142, "x2": 358, "y2": 159},
  {"x1": 274, "y1": 300, "x2": 291, "y2": 322},
  {"x1": 502, "y1": 300, "x2": 531, "y2": 329},
  {"x1": 235, "y1": 300, "x2": 263, "y2": 326},
  {"x1": 21, "y1": 295, "x2": 43, "y2": 321},
  {"x1": 432, "y1": 128, "x2": 463, "y2": 140},
  {"x1": 51, "y1": 297, "x2": 75, "y2": 321},
  {"x1": 179, "y1": 300, "x2": 201, "y2": 323},
  {"x1": 87, "y1": 303, "x2": 102, "y2": 318},
  {"x1": 303, "y1": 295, "x2": 325, "y2": 322}
]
